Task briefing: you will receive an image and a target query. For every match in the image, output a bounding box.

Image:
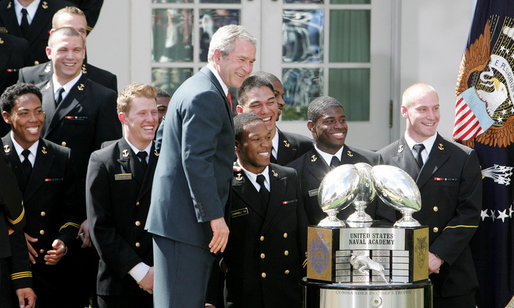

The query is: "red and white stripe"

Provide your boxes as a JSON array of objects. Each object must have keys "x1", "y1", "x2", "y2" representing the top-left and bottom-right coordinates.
[{"x1": 453, "y1": 96, "x2": 485, "y2": 140}]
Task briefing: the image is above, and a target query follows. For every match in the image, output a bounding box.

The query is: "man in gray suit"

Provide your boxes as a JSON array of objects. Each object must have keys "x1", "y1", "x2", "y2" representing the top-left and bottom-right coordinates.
[{"x1": 146, "y1": 25, "x2": 256, "y2": 308}]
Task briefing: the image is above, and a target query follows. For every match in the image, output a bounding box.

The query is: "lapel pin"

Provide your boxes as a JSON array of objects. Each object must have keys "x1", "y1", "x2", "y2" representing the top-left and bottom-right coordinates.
[
  {"x1": 311, "y1": 154, "x2": 317, "y2": 162},
  {"x1": 122, "y1": 149, "x2": 129, "y2": 158},
  {"x1": 3, "y1": 144, "x2": 10, "y2": 153},
  {"x1": 272, "y1": 170, "x2": 278, "y2": 177},
  {"x1": 283, "y1": 140, "x2": 290, "y2": 148},
  {"x1": 7, "y1": 2, "x2": 11, "y2": 9},
  {"x1": 438, "y1": 143, "x2": 444, "y2": 151},
  {"x1": 398, "y1": 144, "x2": 404, "y2": 153},
  {"x1": 77, "y1": 83, "x2": 84, "y2": 91},
  {"x1": 347, "y1": 150, "x2": 354, "y2": 157},
  {"x1": 235, "y1": 173, "x2": 243, "y2": 181},
  {"x1": 41, "y1": 146, "x2": 47, "y2": 154},
  {"x1": 42, "y1": 1, "x2": 48, "y2": 9},
  {"x1": 153, "y1": 149, "x2": 159, "y2": 157}
]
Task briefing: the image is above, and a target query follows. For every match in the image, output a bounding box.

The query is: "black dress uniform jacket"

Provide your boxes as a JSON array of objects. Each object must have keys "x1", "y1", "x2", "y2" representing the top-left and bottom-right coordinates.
[
  {"x1": 0, "y1": 0, "x2": 71, "y2": 66},
  {"x1": 288, "y1": 145, "x2": 382, "y2": 225},
  {"x1": 86, "y1": 138, "x2": 157, "y2": 298},
  {"x1": 2, "y1": 136, "x2": 81, "y2": 308},
  {"x1": 378, "y1": 134, "x2": 482, "y2": 299},
  {"x1": 225, "y1": 163, "x2": 308, "y2": 308},
  {"x1": 19, "y1": 61, "x2": 118, "y2": 93},
  {"x1": 38, "y1": 75, "x2": 121, "y2": 205},
  {"x1": 274, "y1": 129, "x2": 313, "y2": 165}
]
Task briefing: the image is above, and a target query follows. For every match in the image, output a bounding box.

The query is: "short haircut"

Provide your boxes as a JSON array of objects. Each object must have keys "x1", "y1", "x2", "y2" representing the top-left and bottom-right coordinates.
[
  {"x1": 307, "y1": 96, "x2": 344, "y2": 122},
  {"x1": 117, "y1": 83, "x2": 158, "y2": 113},
  {"x1": 0, "y1": 83, "x2": 42, "y2": 114},
  {"x1": 207, "y1": 25, "x2": 256, "y2": 63},
  {"x1": 52, "y1": 6, "x2": 86, "y2": 28},
  {"x1": 48, "y1": 26, "x2": 84, "y2": 48},
  {"x1": 401, "y1": 83, "x2": 438, "y2": 108},
  {"x1": 237, "y1": 75, "x2": 274, "y2": 106},
  {"x1": 234, "y1": 113, "x2": 263, "y2": 143},
  {"x1": 156, "y1": 88, "x2": 171, "y2": 98},
  {"x1": 252, "y1": 71, "x2": 280, "y2": 85}
]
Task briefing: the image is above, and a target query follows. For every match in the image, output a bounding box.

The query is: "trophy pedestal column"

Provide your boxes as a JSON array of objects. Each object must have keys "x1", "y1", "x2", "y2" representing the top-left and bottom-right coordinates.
[{"x1": 302, "y1": 278, "x2": 432, "y2": 308}]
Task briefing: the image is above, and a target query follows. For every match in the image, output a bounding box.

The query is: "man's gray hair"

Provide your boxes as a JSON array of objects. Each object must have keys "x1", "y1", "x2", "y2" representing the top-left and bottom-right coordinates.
[{"x1": 207, "y1": 25, "x2": 256, "y2": 63}]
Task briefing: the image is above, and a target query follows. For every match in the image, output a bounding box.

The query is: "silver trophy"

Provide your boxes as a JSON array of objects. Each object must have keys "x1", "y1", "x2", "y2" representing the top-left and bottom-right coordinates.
[
  {"x1": 346, "y1": 162, "x2": 375, "y2": 226},
  {"x1": 371, "y1": 165, "x2": 422, "y2": 227},
  {"x1": 318, "y1": 164, "x2": 360, "y2": 227}
]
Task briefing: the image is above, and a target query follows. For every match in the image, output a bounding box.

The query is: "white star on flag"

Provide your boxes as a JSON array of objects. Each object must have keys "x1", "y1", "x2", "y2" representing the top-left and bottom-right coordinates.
[{"x1": 497, "y1": 209, "x2": 509, "y2": 222}]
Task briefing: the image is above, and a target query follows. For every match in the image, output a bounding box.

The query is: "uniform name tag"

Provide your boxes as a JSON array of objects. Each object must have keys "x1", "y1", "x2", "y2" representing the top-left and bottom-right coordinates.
[
  {"x1": 114, "y1": 173, "x2": 132, "y2": 181},
  {"x1": 308, "y1": 188, "x2": 319, "y2": 197},
  {"x1": 231, "y1": 207, "x2": 249, "y2": 218}
]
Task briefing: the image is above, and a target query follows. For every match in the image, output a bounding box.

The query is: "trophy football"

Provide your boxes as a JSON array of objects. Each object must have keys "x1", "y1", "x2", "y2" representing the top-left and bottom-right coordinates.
[
  {"x1": 371, "y1": 165, "x2": 422, "y2": 228},
  {"x1": 317, "y1": 164, "x2": 360, "y2": 228},
  {"x1": 346, "y1": 162, "x2": 375, "y2": 226},
  {"x1": 305, "y1": 164, "x2": 431, "y2": 308}
]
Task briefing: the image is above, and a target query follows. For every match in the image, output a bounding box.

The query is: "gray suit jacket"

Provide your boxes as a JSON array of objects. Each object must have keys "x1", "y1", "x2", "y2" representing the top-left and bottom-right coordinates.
[{"x1": 146, "y1": 66, "x2": 234, "y2": 248}]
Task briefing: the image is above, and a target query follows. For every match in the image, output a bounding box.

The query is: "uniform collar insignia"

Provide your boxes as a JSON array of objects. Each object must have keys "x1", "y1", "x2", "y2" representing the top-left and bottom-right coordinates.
[
  {"x1": 0, "y1": 27, "x2": 7, "y2": 34},
  {"x1": 77, "y1": 83, "x2": 84, "y2": 91},
  {"x1": 347, "y1": 150, "x2": 354, "y2": 157},
  {"x1": 283, "y1": 139, "x2": 290, "y2": 148},
  {"x1": 153, "y1": 149, "x2": 159, "y2": 157},
  {"x1": 438, "y1": 143, "x2": 444, "y2": 151},
  {"x1": 0, "y1": 38, "x2": 3, "y2": 45},
  {"x1": 42, "y1": 1, "x2": 48, "y2": 9},
  {"x1": 81, "y1": 64, "x2": 87, "y2": 74},
  {"x1": 398, "y1": 144, "x2": 404, "y2": 153},
  {"x1": 44, "y1": 64, "x2": 51, "y2": 73},
  {"x1": 45, "y1": 82, "x2": 51, "y2": 90},
  {"x1": 271, "y1": 169, "x2": 279, "y2": 178},
  {"x1": 122, "y1": 149, "x2": 129, "y2": 158},
  {"x1": 41, "y1": 146, "x2": 47, "y2": 154},
  {"x1": 3, "y1": 144, "x2": 10, "y2": 153},
  {"x1": 7, "y1": 2, "x2": 12, "y2": 9},
  {"x1": 311, "y1": 154, "x2": 317, "y2": 162},
  {"x1": 235, "y1": 173, "x2": 243, "y2": 181}
]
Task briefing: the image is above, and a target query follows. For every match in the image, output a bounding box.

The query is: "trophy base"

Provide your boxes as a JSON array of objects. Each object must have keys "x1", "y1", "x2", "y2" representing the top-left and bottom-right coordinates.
[
  {"x1": 394, "y1": 217, "x2": 422, "y2": 228},
  {"x1": 346, "y1": 211, "x2": 373, "y2": 224},
  {"x1": 318, "y1": 216, "x2": 345, "y2": 228},
  {"x1": 302, "y1": 278, "x2": 433, "y2": 308}
]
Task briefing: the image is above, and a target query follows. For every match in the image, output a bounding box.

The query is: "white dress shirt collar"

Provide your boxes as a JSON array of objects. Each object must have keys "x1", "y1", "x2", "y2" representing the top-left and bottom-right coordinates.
[{"x1": 314, "y1": 144, "x2": 344, "y2": 167}]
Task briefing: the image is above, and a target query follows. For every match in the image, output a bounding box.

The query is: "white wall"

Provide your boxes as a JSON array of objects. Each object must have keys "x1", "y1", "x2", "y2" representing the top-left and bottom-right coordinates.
[
  {"x1": 86, "y1": 0, "x2": 476, "y2": 141},
  {"x1": 399, "y1": 0, "x2": 475, "y2": 139}
]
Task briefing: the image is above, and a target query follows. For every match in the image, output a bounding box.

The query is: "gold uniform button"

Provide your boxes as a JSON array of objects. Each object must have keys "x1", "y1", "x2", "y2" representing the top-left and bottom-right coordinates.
[
  {"x1": 39, "y1": 230, "x2": 45, "y2": 235},
  {"x1": 261, "y1": 272, "x2": 266, "y2": 278},
  {"x1": 433, "y1": 227, "x2": 439, "y2": 233},
  {"x1": 259, "y1": 236, "x2": 265, "y2": 242},
  {"x1": 40, "y1": 211, "x2": 46, "y2": 217},
  {"x1": 61, "y1": 141, "x2": 66, "y2": 147},
  {"x1": 283, "y1": 233, "x2": 288, "y2": 238},
  {"x1": 135, "y1": 221, "x2": 141, "y2": 227},
  {"x1": 433, "y1": 206, "x2": 439, "y2": 212},
  {"x1": 284, "y1": 269, "x2": 290, "y2": 275},
  {"x1": 284, "y1": 250, "x2": 289, "y2": 256},
  {"x1": 136, "y1": 201, "x2": 140, "y2": 206},
  {"x1": 34, "y1": 61, "x2": 39, "y2": 65},
  {"x1": 39, "y1": 249, "x2": 45, "y2": 254},
  {"x1": 260, "y1": 253, "x2": 265, "y2": 259},
  {"x1": 135, "y1": 242, "x2": 141, "y2": 248}
]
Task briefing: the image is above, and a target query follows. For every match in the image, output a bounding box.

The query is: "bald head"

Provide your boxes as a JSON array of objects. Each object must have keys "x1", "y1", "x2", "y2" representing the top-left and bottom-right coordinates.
[{"x1": 402, "y1": 83, "x2": 439, "y2": 109}]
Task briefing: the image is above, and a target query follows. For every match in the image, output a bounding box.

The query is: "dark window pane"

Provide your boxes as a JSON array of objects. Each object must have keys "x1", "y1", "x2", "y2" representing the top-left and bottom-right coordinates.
[
  {"x1": 281, "y1": 68, "x2": 323, "y2": 120},
  {"x1": 283, "y1": 10, "x2": 324, "y2": 63},
  {"x1": 331, "y1": 0, "x2": 370, "y2": 4},
  {"x1": 152, "y1": 9, "x2": 193, "y2": 62},
  {"x1": 152, "y1": 68, "x2": 193, "y2": 96},
  {"x1": 328, "y1": 68, "x2": 369, "y2": 121}
]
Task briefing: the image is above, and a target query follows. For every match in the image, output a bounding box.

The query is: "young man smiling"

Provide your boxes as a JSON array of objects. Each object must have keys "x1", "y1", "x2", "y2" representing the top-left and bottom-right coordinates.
[
  {"x1": 224, "y1": 113, "x2": 307, "y2": 307},
  {"x1": 288, "y1": 96, "x2": 382, "y2": 225}
]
